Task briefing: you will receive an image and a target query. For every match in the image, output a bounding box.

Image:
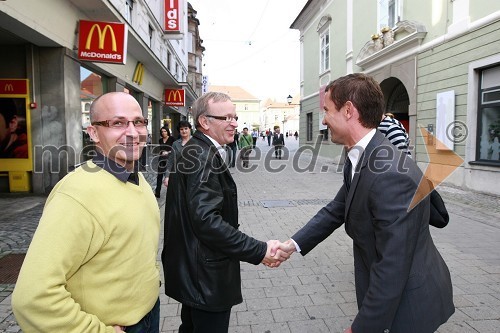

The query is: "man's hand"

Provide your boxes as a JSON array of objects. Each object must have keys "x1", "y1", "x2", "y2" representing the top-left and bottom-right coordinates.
[
  {"x1": 113, "y1": 325, "x2": 125, "y2": 332},
  {"x1": 343, "y1": 327, "x2": 352, "y2": 333},
  {"x1": 163, "y1": 177, "x2": 169, "y2": 187},
  {"x1": 262, "y1": 240, "x2": 291, "y2": 268}
]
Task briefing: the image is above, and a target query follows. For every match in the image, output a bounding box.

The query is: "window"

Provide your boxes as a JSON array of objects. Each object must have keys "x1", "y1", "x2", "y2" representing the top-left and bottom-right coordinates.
[
  {"x1": 148, "y1": 25, "x2": 154, "y2": 47},
  {"x1": 476, "y1": 65, "x2": 500, "y2": 163},
  {"x1": 378, "y1": 0, "x2": 400, "y2": 30},
  {"x1": 80, "y1": 66, "x2": 107, "y2": 160},
  {"x1": 125, "y1": 0, "x2": 134, "y2": 24},
  {"x1": 320, "y1": 30, "x2": 330, "y2": 73},
  {"x1": 307, "y1": 112, "x2": 313, "y2": 141},
  {"x1": 167, "y1": 51, "x2": 172, "y2": 71}
]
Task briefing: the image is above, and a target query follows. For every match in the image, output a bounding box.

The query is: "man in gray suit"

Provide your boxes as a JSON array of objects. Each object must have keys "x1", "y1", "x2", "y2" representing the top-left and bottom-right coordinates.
[{"x1": 280, "y1": 73, "x2": 454, "y2": 333}]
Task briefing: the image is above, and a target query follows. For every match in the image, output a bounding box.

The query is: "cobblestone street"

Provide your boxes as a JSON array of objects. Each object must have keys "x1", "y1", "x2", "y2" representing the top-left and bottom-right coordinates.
[{"x1": 1, "y1": 138, "x2": 499, "y2": 332}]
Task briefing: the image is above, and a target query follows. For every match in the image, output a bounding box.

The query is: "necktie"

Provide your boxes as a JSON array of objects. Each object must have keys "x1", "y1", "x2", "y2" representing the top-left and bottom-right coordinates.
[{"x1": 343, "y1": 157, "x2": 352, "y2": 192}]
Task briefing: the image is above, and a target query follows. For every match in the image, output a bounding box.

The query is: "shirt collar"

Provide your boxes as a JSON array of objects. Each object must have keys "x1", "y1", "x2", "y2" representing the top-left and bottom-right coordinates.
[
  {"x1": 92, "y1": 151, "x2": 140, "y2": 185},
  {"x1": 347, "y1": 129, "x2": 376, "y2": 176},
  {"x1": 203, "y1": 133, "x2": 227, "y2": 162}
]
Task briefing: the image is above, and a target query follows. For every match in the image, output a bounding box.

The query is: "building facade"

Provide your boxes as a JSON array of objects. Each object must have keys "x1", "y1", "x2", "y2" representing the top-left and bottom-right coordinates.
[
  {"x1": 261, "y1": 97, "x2": 300, "y2": 136},
  {"x1": 291, "y1": 0, "x2": 500, "y2": 195},
  {"x1": 208, "y1": 85, "x2": 261, "y2": 132},
  {"x1": 0, "y1": 0, "x2": 204, "y2": 193}
]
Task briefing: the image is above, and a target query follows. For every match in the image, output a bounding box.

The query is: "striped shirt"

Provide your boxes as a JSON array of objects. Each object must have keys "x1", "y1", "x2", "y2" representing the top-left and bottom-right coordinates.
[{"x1": 378, "y1": 116, "x2": 412, "y2": 156}]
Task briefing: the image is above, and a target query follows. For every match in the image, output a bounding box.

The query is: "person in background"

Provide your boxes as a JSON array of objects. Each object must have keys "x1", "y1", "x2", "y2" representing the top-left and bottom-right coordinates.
[
  {"x1": 239, "y1": 127, "x2": 253, "y2": 168},
  {"x1": 227, "y1": 128, "x2": 239, "y2": 168},
  {"x1": 163, "y1": 120, "x2": 192, "y2": 187},
  {"x1": 278, "y1": 74, "x2": 454, "y2": 333},
  {"x1": 272, "y1": 125, "x2": 285, "y2": 159},
  {"x1": 162, "y1": 92, "x2": 289, "y2": 333},
  {"x1": 154, "y1": 126, "x2": 175, "y2": 197},
  {"x1": 294, "y1": 131, "x2": 299, "y2": 140},
  {"x1": 251, "y1": 128, "x2": 258, "y2": 148},
  {"x1": 12, "y1": 92, "x2": 161, "y2": 333},
  {"x1": 267, "y1": 128, "x2": 272, "y2": 146},
  {"x1": 378, "y1": 112, "x2": 412, "y2": 156}
]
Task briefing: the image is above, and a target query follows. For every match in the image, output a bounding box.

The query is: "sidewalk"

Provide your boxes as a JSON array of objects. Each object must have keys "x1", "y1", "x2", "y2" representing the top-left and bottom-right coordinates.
[{"x1": 1, "y1": 137, "x2": 499, "y2": 332}]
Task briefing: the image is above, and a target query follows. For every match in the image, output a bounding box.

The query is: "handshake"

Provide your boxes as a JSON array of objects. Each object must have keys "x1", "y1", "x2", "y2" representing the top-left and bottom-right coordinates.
[{"x1": 261, "y1": 239, "x2": 297, "y2": 268}]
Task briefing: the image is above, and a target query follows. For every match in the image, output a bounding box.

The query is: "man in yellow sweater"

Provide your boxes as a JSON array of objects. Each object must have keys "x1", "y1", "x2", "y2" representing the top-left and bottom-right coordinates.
[{"x1": 12, "y1": 92, "x2": 161, "y2": 333}]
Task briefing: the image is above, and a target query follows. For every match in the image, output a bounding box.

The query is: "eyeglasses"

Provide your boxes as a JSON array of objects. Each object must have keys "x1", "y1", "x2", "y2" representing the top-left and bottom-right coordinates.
[
  {"x1": 91, "y1": 118, "x2": 149, "y2": 128},
  {"x1": 205, "y1": 115, "x2": 238, "y2": 122}
]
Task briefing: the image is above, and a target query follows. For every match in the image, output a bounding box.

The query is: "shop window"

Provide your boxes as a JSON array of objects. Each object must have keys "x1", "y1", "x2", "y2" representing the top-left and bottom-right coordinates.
[
  {"x1": 80, "y1": 66, "x2": 106, "y2": 160},
  {"x1": 307, "y1": 112, "x2": 313, "y2": 141},
  {"x1": 476, "y1": 65, "x2": 500, "y2": 163}
]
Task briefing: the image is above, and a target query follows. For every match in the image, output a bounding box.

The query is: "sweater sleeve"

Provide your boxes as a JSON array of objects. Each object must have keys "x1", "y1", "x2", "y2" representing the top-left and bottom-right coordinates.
[{"x1": 11, "y1": 193, "x2": 115, "y2": 333}]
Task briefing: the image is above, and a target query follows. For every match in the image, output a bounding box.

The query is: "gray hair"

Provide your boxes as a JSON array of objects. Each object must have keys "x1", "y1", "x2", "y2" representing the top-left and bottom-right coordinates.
[{"x1": 191, "y1": 92, "x2": 232, "y2": 128}]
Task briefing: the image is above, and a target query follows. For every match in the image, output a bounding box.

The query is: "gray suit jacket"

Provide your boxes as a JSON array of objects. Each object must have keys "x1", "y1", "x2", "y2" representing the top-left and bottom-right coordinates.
[{"x1": 292, "y1": 131, "x2": 454, "y2": 333}]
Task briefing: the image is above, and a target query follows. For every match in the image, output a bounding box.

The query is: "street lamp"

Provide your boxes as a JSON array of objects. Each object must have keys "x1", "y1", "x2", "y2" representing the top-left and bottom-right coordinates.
[{"x1": 287, "y1": 95, "x2": 293, "y2": 105}]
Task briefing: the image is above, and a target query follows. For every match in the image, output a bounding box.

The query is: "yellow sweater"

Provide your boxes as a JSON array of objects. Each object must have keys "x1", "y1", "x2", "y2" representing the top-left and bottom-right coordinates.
[{"x1": 12, "y1": 161, "x2": 160, "y2": 332}]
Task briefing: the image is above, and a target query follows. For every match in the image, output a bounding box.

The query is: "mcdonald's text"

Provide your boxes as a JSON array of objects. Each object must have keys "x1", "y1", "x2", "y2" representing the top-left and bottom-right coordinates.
[{"x1": 78, "y1": 20, "x2": 127, "y2": 64}]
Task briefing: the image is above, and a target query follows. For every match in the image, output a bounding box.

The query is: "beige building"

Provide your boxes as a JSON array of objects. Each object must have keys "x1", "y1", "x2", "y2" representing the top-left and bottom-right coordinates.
[
  {"x1": 208, "y1": 85, "x2": 261, "y2": 131},
  {"x1": 261, "y1": 96, "x2": 300, "y2": 136}
]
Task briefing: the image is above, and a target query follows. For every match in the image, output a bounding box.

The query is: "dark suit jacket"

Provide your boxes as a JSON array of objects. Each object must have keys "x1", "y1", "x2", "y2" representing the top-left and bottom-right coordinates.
[{"x1": 292, "y1": 131, "x2": 454, "y2": 333}]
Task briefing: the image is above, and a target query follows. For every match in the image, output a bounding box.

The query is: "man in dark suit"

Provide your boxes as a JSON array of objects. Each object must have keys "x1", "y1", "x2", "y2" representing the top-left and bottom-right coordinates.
[
  {"x1": 162, "y1": 92, "x2": 289, "y2": 332},
  {"x1": 280, "y1": 73, "x2": 454, "y2": 333},
  {"x1": 272, "y1": 125, "x2": 285, "y2": 159}
]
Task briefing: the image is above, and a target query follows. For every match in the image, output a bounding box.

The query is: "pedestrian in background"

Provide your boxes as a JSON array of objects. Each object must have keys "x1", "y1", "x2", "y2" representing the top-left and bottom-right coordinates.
[
  {"x1": 163, "y1": 120, "x2": 192, "y2": 187},
  {"x1": 239, "y1": 127, "x2": 253, "y2": 168},
  {"x1": 378, "y1": 112, "x2": 412, "y2": 156},
  {"x1": 154, "y1": 126, "x2": 175, "y2": 197},
  {"x1": 267, "y1": 128, "x2": 272, "y2": 146},
  {"x1": 279, "y1": 74, "x2": 454, "y2": 333},
  {"x1": 161, "y1": 92, "x2": 289, "y2": 333},
  {"x1": 12, "y1": 92, "x2": 161, "y2": 333},
  {"x1": 227, "y1": 128, "x2": 239, "y2": 168},
  {"x1": 251, "y1": 128, "x2": 258, "y2": 148},
  {"x1": 272, "y1": 125, "x2": 285, "y2": 159}
]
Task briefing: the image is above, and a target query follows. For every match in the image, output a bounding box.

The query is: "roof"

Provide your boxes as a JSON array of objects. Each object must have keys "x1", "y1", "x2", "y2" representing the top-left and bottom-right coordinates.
[{"x1": 208, "y1": 85, "x2": 259, "y2": 101}]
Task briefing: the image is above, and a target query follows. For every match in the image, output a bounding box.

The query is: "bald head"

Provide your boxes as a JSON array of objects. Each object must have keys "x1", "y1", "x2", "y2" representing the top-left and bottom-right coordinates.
[{"x1": 89, "y1": 92, "x2": 140, "y2": 123}]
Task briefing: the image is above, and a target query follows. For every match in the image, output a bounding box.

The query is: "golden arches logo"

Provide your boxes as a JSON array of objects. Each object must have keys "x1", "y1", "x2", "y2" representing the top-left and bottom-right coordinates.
[
  {"x1": 167, "y1": 89, "x2": 182, "y2": 102},
  {"x1": 85, "y1": 24, "x2": 117, "y2": 51},
  {"x1": 133, "y1": 62, "x2": 144, "y2": 85},
  {"x1": 3, "y1": 84, "x2": 14, "y2": 92}
]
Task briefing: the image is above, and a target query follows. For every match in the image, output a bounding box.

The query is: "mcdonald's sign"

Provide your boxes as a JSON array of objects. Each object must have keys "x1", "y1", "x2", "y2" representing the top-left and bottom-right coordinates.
[
  {"x1": 132, "y1": 62, "x2": 145, "y2": 85},
  {"x1": 78, "y1": 20, "x2": 128, "y2": 64},
  {"x1": 0, "y1": 79, "x2": 27, "y2": 95},
  {"x1": 164, "y1": 0, "x2": 181, "y2": 33},
  {"x1": 165, "y1": 89, "x2": 185, "y2": 106}
]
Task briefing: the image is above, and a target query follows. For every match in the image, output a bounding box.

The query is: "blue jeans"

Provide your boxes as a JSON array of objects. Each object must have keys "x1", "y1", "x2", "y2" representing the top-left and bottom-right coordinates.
[{"x1": 124, "y1": 298, "x2": 160, "y2": 333}]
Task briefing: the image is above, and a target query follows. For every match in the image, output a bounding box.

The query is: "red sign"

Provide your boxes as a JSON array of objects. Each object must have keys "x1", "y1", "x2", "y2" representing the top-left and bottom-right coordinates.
[
  {"x1": 165, "y1": 89, "x2": 185, "y2": 106},
  {"x1": 165, "y1": 0, "x2": 181, "y2": 33},
  {"x1": 78, "y1": 20, "x2": 128, "y2": 64},
  {"x1": 0, "y1": 79, "x2": 27, "y2": 95}
]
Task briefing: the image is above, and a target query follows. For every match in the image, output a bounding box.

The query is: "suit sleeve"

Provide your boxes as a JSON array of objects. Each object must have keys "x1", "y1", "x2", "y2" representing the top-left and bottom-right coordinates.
[
  {"x1": 292, "y1": 186, "x2": 346, "y2": 255},
  {"x1": 351, "y1": 172, "x2": 425, "y2": 332}
]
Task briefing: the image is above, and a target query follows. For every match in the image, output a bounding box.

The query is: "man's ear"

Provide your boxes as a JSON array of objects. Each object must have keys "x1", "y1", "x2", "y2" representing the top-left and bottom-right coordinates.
[
  {"x1": 198, "y1": 115, "x2": 210, "y2": 131},
  {"x1": 344, "y1": 101, "x2": 355, "y2": 119},
  {"x1": 87, "y1": 125, "x2": 100, "y2": 143}
]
